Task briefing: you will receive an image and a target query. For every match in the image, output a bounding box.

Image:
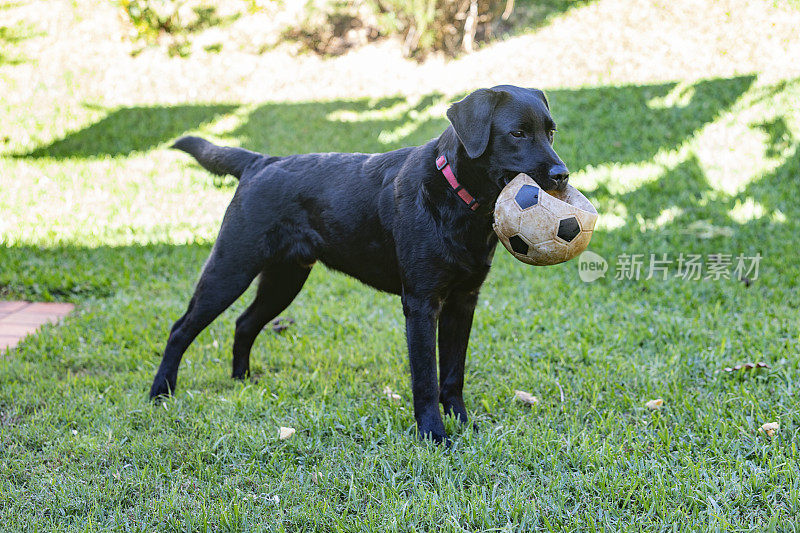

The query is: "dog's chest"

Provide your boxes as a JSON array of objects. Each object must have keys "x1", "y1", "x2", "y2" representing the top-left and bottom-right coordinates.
[{"x1": 442, "y1": 228, "x2": 498, "y2": 277}]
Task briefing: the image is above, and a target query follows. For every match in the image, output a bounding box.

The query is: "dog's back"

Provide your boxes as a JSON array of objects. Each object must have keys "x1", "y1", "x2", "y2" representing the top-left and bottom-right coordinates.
[{"x1": 172, "y1": 136, "x2": 426, "y2": 293}]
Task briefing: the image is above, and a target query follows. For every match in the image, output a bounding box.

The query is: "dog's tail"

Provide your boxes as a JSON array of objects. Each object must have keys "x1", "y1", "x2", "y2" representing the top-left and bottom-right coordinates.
[{"x1": 171, "y1": 136, "x2": 263, "y2": 180}]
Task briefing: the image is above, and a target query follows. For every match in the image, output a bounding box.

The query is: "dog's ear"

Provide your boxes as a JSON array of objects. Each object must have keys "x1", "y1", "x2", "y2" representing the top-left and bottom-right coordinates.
[
  {"x1": 446, "y1": 88, "x2": 508, "y2": 159},
  {"x1": 529, "y1": 88, "x2": 549, "y2": 110}
]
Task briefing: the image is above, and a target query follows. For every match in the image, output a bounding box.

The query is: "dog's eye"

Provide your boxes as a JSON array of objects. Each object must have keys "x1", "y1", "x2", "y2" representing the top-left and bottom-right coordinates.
[
  {"x1": 510, "y1": 131, "x2": 525, "y2": 138},
  {"x1": 548, "y1": 129, "x2": 557, "y2": 142}
]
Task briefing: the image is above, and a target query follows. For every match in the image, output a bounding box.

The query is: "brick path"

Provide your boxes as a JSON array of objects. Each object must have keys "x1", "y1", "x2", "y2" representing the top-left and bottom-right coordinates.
[{"x1": 0, "y1": 301, "x2": 75, "y2": 353}]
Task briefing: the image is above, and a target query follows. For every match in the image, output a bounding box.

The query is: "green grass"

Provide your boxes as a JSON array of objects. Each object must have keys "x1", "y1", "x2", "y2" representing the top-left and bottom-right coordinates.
[{"x1": 2, "y1": 4, "x2": 800, "y2": 531}]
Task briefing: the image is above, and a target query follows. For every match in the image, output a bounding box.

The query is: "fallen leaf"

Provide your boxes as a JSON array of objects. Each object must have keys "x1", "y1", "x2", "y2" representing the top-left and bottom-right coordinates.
[
  {"x1": 383, "y1": 386, "x2": 401, "y2": 401},
  {"x1": 645, "y1": 398, "x2": 664, "y2": 410},
  {"x1": 311, "y1": 471, "x2": 322, "y2": 484},
  {"x1": 514, "y1": 390, "x2": 538, "y2": 405},
  {"x1": 270, "y1": 317, "x2": 295, "y2": 333},
  {"x1": 759, "y1": 422, "x2": 779, "y2": 438},
  {"x1": 722, "y1": 362, "x2": 768, "y2": 372},
  {"x1": 278, "y1": 426, "x2": 295, "y2": 440}
]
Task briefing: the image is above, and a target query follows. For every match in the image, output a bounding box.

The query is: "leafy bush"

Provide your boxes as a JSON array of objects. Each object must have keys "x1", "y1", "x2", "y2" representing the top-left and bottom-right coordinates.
[
  {"x1": 117, "y1": 0, "x2": 513, "y2": 58},
  {"x1": 287, "y1": 0, "x2": 513, "y2": 58},
  {"x1": 372, "y1": 0, "x2": 512, "y2": 56},
  {"x1": 282, "y1": 1, "x2": 382, "y2": 56},
  {"x1": 117, "y1": 0, "x2": 247, "y2": 56}
]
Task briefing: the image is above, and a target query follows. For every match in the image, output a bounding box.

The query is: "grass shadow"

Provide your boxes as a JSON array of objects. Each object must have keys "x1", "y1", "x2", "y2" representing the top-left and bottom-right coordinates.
[
  {"x1": 13, "y1": 76, "x2": 754, "y2": 170},
  {"x1": 583, "y1": 142, "x2": 800, "y2": 300},
  {"x1": 751, "y1": 117, "x2": 793, "y2": 159},
  {"x1": 0, "y1": 241, "x2": 211, "y2": 301},
  {"x1": 550, "y1": 75, "x2": 756, "y2": 170},
  {"x1": 230, "y1": 93, "x2": 447, "y2": 156},
  {"x1": 231, "y1": 76, "x2": 754, "y2": 172},
  {"x1": 19, "y1": 104, "x2": 238, "y2": 158},
  {"x1": 593, "y1": 154, "x2": 713, "y2": 224}
]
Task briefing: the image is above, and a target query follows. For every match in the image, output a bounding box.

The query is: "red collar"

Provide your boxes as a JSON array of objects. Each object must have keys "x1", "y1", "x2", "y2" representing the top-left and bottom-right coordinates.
[{"x1": 436, "y1": 155, "x2": 479, "y2": 211}]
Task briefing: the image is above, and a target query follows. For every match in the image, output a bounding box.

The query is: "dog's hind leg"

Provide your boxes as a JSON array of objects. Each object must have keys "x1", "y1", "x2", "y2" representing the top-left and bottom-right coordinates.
[
  {"x1": 231, "y1": 263, "x2": 312, "y2": 379},
  {"x1": 149, "y1": 241, "x2": 262, "y2": 400}
]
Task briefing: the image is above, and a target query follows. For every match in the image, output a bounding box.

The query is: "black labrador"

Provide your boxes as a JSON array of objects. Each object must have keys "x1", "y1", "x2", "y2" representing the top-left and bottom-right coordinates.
[{"x1": 150, "y1": 85, "x2": 569, "y2": 442}]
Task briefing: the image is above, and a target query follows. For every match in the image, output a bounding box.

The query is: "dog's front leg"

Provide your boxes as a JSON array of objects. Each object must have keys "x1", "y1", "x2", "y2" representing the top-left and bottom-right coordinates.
[
  {"x1": 438, "y1": 291, "x2": 478, "y2": 424},
  {"x1": 401, "y1": 292, "x2": 446, "y2": 443}
]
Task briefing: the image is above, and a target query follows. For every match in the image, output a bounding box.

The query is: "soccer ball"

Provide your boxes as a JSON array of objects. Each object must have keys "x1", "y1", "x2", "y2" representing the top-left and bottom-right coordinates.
[{"x1": 493, "y1": 174, "x2": 598, "y2": 266}]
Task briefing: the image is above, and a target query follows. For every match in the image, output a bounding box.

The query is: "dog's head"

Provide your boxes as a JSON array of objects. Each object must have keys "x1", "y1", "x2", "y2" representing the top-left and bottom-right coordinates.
[{"x1": 446, "y1": 85, "x2": 568, "y2": 192}]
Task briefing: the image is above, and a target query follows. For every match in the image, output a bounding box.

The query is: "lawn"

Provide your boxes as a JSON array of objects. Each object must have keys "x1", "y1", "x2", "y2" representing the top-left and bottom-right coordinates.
[{"x1": 1, "y1": 0, "x2": 800, "y2": 530}]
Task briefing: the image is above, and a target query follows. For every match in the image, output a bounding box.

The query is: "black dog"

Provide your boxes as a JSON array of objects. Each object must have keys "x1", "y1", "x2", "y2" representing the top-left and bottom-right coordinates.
[{"x1": 150, "y1": 85, "x2": 569, "y2": 442}]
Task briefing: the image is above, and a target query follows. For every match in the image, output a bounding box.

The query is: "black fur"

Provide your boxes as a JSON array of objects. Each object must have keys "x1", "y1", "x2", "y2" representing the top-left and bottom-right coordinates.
[{"x1": 150, "y1": 85, "x2": 569, "y2": 443}]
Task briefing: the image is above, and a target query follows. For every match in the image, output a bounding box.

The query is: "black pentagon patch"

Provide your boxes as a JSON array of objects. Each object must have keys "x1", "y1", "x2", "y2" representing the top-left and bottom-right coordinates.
[
  {"x1": 557, "y1": 217, "x2": 581, "y2": 242},
  {"x1": 514, "y1": 184, "x2": 540, "y2": 210},
  {"x1": 509, "y1": 235, "x2": 529, "y2": 255}
]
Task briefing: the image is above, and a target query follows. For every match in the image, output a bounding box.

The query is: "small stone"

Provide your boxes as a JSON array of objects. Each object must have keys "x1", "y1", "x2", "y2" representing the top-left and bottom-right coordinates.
[
  {"x1": 270, "y1": 317, "x2": 295, "y2": 333},
  {"x1": 278, "y1": 426, "x2": 295, "y2": 440}
]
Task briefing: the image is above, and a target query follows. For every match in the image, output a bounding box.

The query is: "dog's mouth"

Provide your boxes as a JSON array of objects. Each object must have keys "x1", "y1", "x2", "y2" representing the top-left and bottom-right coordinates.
[
  {"x1": 545, "y1": 177, "x2": 569, "y2": 192},
  {"x1": 498, "y1": 171, "x2": 517, "y2": 189},
  {"x1": 498, "y1": 171, "x2": 568, "y2": 192}
]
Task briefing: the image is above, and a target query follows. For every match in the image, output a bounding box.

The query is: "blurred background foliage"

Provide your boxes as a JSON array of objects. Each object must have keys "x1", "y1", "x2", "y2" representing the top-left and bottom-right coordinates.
[
  {"x1": 117, "y1": 0, "x2": 586, "y2": 58},
  {"x1": 117, "y1": 0, "x2": 248, "y2": 56},
  {"x1": 284, "y1": 0, "x2": 516, "y2": 58}
]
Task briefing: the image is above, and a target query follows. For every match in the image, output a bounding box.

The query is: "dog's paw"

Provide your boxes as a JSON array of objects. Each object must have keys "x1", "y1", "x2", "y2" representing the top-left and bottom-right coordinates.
[
  {"x1": 419, "y1": 429, "x2": 450, "y2": 446},
  {"x1": 149, "y1": 375, "x2": 176, "y2": 401},
  {"x1": 417, "y1": 415, "x2": 448, "y2": 445},
  {"x1": 441, "y1": 399, "x2": 469, "y2": 424},
  {"x1": 231, "y1": 368, "x2": 250, "y2": 380}
]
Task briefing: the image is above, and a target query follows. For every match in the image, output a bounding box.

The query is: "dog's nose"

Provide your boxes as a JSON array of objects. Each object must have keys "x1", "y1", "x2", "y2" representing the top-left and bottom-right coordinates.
[{"x1": 549, "y1": 164, "x2": 570, "y2": 184}]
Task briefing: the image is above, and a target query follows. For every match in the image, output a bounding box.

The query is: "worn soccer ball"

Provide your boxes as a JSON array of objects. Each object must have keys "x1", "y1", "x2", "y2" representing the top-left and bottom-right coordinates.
[{"x1": 493, "y1": 174, "x2": 598, "y2": 266}]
